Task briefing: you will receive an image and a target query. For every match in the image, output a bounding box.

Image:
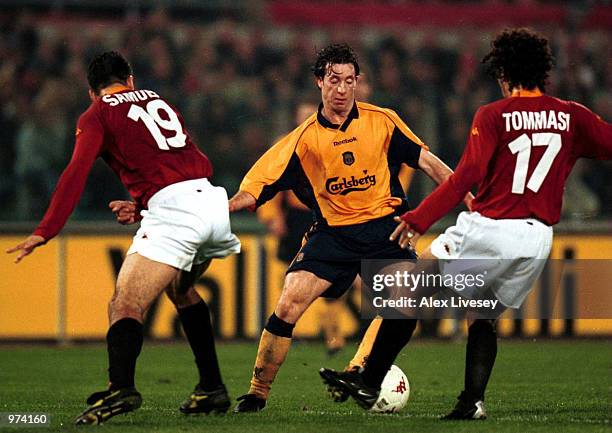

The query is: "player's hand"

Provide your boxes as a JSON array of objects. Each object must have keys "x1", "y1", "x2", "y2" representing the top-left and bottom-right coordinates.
[
  {"x1": 228, "y1": 191, "x2": 257, "y2": 212},
  {"x1": 109, "y1": 200, "x2": 141, "y2": 225},
  {"x1": 6, "y1": 235, "x2": 46, "y2": 264},
  {"x1": 390, "y1": 216, "x2": 420, "y2": 250}
]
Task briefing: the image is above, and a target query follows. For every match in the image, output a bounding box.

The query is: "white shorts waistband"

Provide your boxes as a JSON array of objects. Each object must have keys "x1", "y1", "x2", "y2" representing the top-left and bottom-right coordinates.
[
  {"x1": 470, "y1": 211, "x2": 551, "y2": 228},
  {"x1": 148, "y1": 178, "x2": 212, "y2": 207}
]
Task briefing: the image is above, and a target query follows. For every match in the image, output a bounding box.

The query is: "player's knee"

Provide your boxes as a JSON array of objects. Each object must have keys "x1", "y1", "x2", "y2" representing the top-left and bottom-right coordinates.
[
  {"x1": 466, "y1": 309, "x2": 498, "y2": 327},
  {"x1": 108, "y1": 294, "x2": 136, "y2": 313},
  {"x1": 166, "y1": 285, "x2": 200, "y2": 309},
  {"x1": 275, "y1": 274, "x2": 312, "y2": 322},
  {"x1": 274, "y1": 294, "x2": 305, "y2": 323},
  {"x1": 264, "y1": 312, "x2": 295, "y2": 338},
  {"x1": 109, "y1": 287, "x2": 144, "y2": 319},
  {"x1": 108, "y1": 297, "x2": 143, "y2": 323}
]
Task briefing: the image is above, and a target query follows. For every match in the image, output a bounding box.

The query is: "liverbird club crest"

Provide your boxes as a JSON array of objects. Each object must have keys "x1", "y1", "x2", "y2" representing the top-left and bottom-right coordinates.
[{"x1": 342, "y1": 151, "x2": 355, "y2": 166}]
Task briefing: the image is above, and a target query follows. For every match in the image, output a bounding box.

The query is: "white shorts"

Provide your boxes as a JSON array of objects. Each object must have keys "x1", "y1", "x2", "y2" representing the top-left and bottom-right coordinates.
[
  {"x1": 430, "y1": 212, "x2": 553, "y2": 308},
  {"x1": 127, "y1": 178, "x2": 241, "y2": 271}
]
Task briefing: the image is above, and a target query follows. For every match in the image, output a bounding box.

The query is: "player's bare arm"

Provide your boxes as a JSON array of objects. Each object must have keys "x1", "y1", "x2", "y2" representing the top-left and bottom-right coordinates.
[
  {"x1": 417, "y1": 149, "x2": 474, "y2": 209},
  {"x1": 228, "y1": 190, "x2": 257, "y2": 212},
  {"x1": 389, "y1": 150, "x2": 475, "y2": 249}
]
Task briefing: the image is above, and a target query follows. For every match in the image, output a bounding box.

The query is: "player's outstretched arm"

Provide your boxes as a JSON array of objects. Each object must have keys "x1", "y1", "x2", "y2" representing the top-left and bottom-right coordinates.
[
  {"x1": 417, "y1": 149, "x2": 452, "y2": 184},
  {"x1": 228, "y1": 191, "x2": 257, "y2": 212},
  {"x1": 109, "y1": 200, "x2": 142, "y2": 225},
  {"x1": 417, "y1": 149, "x2": 474, "y2": 209},
  {"x1": 6, "y1": 235, "x2": 46, "y2": 264}
]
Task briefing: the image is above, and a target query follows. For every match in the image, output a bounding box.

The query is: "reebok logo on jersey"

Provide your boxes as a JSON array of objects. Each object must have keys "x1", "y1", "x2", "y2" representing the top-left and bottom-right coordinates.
[
  {"x1": 75, "y1": 128, "x2": 82, "y2": 137},
  {"x1": 325, "y1": 170, "x2": 376, "y2": 195},
  {"x1": 471, "y1": 127, "x2": 479, "y2": 136},
  {"x1": 333, "y1": 136, "x2": 357, "y2": 146}
]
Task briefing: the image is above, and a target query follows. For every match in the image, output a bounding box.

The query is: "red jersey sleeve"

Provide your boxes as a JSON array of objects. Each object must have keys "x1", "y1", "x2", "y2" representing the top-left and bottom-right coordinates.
[
  {"x1": 401, "y1": 106, "x2": 498, "y2": 234},
  {"x1": 571, "y1": 102, "x2": 612, "y2": 160},
  {"x1": 33, "y1": 105, "x2": 105, "y2": 240}
]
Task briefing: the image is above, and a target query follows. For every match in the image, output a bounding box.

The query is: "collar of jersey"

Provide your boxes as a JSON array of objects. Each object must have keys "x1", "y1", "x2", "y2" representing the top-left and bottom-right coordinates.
[
  {"x1": 317, "y1": 102, "x2": 359, "y2": 132},
  {"x1": 511, "y1": 88, "x2": 543, "y2": 97},
  {"x1": 101, "y1": 84, "x2": 131, "y2": 95}
]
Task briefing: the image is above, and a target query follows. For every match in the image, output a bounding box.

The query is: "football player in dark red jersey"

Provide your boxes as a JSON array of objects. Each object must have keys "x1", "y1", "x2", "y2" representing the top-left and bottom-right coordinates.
[
  {"x1": 320, "y1": 28, "x2": 612, "y2": 419},
  {"x1": 6, "y1": 52, "x2": 240, "y2": 424}
]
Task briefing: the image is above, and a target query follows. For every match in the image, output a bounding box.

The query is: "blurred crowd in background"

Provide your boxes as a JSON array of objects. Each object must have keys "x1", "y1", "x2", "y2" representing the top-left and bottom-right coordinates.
[{"x1": 0, "y1": 6, "x2": 610, "y2": 225}]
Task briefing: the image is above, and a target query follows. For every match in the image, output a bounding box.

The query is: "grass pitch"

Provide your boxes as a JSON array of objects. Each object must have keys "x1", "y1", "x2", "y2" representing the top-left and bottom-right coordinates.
[{"x1": 0, "y1": 339, "x2": 610, "y2": 432}]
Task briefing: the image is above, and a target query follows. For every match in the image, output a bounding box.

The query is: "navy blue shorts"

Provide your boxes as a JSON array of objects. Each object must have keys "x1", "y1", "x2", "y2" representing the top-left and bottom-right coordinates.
[{"x1": 286, "y1": 214, "x2": 417, "y2": 298}]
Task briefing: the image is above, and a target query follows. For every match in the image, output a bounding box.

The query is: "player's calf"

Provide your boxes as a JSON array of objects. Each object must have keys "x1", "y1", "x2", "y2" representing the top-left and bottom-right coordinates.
[
  {"x1": 175, "y1": 297, "x2": 227, "y2": 404},
  {"x1": 235, "y1": 271, "x2": 331, "y2": 412},
  {"x1": 234, "y1": 313, "x2": 294, "y2": 412}
]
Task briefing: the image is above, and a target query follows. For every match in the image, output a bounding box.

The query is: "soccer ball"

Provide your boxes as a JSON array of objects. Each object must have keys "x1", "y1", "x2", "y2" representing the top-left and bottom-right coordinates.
[{"x1": 369, "y1": 365, "x2": 410, "y2": 413}]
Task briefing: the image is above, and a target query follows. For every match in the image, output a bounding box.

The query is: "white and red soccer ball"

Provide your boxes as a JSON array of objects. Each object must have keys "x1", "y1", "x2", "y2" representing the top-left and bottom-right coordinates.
[{"x1": 369, "y1": 365, "x2": 410, "y2": 413}]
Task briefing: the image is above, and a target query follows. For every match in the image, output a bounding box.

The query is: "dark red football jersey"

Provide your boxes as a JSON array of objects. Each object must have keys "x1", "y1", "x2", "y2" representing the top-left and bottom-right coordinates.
[
  {"x1": 403, "y1": 90, "x2": 612, "y2": 233},
  {"x1": 35, "y1": 87, "x2": 212, "y2": 240}
]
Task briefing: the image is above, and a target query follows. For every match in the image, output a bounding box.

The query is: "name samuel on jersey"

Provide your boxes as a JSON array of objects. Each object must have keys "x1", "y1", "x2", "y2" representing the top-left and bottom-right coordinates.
[
  {"x1": 326, "y1": 171, "x2": 376, "y2": 195},
  {"x1": 101, "y1": 90, "x2": 160, "y2": 106}
]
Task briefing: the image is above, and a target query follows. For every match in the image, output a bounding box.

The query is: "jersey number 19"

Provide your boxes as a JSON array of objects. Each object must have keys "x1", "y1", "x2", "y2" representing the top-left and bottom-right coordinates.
[{"x1": 128, "y1": 100, "x2": 187, "y2": 150}]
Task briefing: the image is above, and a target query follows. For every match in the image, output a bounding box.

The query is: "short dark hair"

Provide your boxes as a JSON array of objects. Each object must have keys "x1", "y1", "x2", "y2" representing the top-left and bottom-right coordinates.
[
  {"x1": 312, "y1": 43, "x2": 360, "y2": 79},
  {"x1": 482, "y1": 28, "x2": 553, "y2": 92},
  {"x1": 87, "y1": 51, "x2": 132, "y2": 94}
]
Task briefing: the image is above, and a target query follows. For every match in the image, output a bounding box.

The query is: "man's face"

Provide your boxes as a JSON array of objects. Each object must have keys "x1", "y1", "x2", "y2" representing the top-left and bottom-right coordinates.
[{"x1": 317, "y1": 63, "x2": 357, "y2": 113}]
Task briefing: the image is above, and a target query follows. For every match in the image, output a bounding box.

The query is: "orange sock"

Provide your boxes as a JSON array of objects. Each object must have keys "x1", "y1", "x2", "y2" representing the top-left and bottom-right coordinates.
[
  {"x1": 347, "y1": 316, "x2": 382, "y2": 370},
  {"x1": 248, "y1": 329, "x2": 292, "y2": 400}
]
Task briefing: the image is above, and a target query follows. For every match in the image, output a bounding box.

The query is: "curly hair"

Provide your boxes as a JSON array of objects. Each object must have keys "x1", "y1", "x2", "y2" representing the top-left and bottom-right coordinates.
[
  {"x1": 312, "y1": 43, "x2": 360, "y2": 79},
  {"x1": 482, "y1": 28, "x2": 553, "y2": 92},
  {"x1": 87, "y1": 51, "x2": 132, "y2": 94}
]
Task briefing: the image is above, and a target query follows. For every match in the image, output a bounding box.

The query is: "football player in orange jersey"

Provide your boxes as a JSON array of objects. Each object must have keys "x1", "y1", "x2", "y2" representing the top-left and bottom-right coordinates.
[{"x1": 229, "y1": 43, "x2": 472, "y2": 412}]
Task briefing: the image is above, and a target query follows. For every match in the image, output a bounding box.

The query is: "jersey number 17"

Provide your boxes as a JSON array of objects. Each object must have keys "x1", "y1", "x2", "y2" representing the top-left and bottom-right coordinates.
[{"x1": 508, "y1": 132, "x2": 561, "y2": 194}]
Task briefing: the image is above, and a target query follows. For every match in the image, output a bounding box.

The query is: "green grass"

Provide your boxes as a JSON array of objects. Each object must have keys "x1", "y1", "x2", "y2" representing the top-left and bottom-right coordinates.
[{"x1": 0, "y1": 339, "x2": 610, "y2": 432}]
